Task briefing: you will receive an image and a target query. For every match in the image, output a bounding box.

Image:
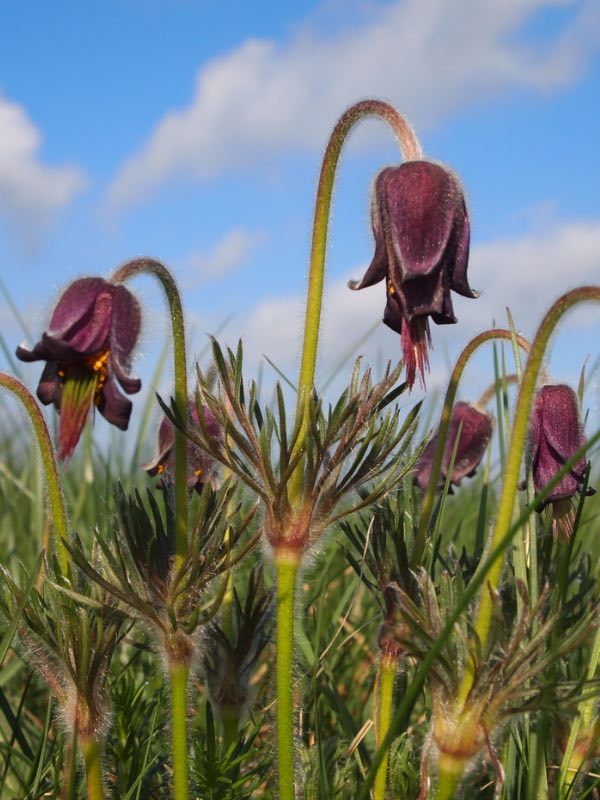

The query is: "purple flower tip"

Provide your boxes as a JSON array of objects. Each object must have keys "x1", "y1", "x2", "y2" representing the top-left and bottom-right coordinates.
[
  {"x1": 349, "y1": 160, "x2": 476, "y2": 389},
  {"x1": 16, "y1": 277, "x2": 141, "y2": 460},
  {"x1": 143, "y1": 399, "x2": 221, "y2": 492},
  {"x1": 415, "y1": 401, "x2": 493, "y2": 491},
  {"x1": 528, "y1": 383, "x2": 595, "y2": 539},
  {"x1": 530, "y1": 384, "x2": 592, "y2": 507}
]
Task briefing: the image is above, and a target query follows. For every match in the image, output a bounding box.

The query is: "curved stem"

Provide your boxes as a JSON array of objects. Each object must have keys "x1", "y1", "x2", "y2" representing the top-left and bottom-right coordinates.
[
  {"x1": 373, "y1": 655, "x2": 398, "y2": 800},
  {"x1": 170, "y1": 662, "x2": 190, "y2": 800},
  {"x1": 460, "y1": 286, "x2": 600, "y2": 702},
  {"x1": 0, "y1": 373, "x2": 69, "y2": 574},
  {"x1": 112, "y1": 258, "x2": 188, "y2": 568},
  {"x1": 412, "y1": 330, "x2": 530, "y2": 567},
  {"x1": 275, "y1": 552, "x2": 300, "y2": 800},
  {"x1": 80, "y1": 738, "x2": 105, "y2": 800},
  {"x1": 289, "y1": 100, "x2": 422, "y2": 505}
]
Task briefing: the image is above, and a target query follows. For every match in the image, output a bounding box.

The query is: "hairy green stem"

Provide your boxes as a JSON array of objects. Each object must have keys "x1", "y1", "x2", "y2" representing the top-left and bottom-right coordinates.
[
  {"x1": 373, "y1": 655, "x2": 398, "y2": 800},
  {"x1": 0, "y1": 372, "x2": 69, "y2": 574},
  {"x1": 275, "y1": 552, "x2": 300, "y2": 800},
  {"x1": 412, "y1": 329, "x2": 530, "y2": 568},
  {"x1": 170, "y1": 662, "x2": 190, "y2": 800},
  {"x1": 112, "y1": 258, "x2": 188, "y2": 568},
  {"x1": 289, "y1": 100, "x2": 422, "y2": 506},
  {"x1": 81, "y1": 738, "x2": 105, "y2": 800}
]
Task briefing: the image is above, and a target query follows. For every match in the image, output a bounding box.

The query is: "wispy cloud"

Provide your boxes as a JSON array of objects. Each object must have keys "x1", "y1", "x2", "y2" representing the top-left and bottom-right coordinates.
[
  {"x1": 185, "y1": 228, "x2": 265, "y2": 286},
  {"x1": 108, "y1": 0, "x2": 600, "y2": 210},
  {"x1": 0, "y1": 94, "x2": 86, "y2": 238}
]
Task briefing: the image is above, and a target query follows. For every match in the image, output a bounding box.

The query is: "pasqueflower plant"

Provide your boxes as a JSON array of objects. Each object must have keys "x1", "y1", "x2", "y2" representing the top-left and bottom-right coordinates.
[{"x1": 3, "y1": 95, "x2": 600, "y2": 800}]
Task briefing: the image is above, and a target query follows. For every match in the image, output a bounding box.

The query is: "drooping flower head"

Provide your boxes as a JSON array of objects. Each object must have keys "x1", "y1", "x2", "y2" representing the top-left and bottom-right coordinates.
[
  {"x1": 16, "y1": 277, "x2": 141, "y2": 460},
  {"x1": 414, "y1": 401, "x2": 493, "y2": 491},
  {"x1": 528, "y1": 383, "x2": 594, "y2": 538},
  {"x1": 143, "y1": 398, "x2": 221, "y2": 491},
  {"x1": 349, "y1": 160, "x2": 477, "y2": 389}
]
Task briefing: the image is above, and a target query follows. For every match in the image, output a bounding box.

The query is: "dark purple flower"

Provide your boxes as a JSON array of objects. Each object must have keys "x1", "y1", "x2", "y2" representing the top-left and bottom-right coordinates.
[
  {"x1": 415, "y1": 401, "x2": 493, "y2": 491},
  {"x1": 16, "y1": 277, "x2": 141, "y2": 460},
  {"x1": 349, "y1": 160, "x2": 476, "y2": 389},
  {"x1": 529, "y1": 384, "x2": 594, "y2": 537},
  {"x1": 143, "y1": 399, "x2": 221, "y2": 492}
]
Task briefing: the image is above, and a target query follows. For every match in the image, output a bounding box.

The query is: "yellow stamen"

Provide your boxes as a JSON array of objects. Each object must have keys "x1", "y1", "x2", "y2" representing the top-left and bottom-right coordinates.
[{"x1": 388, "y1": 279, "x2": 395, "y2": 295}]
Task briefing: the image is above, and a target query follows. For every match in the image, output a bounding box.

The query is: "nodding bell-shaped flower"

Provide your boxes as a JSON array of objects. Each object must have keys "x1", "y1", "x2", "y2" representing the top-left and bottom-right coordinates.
[
  {"x1": 348, "y1": 160, "x2": 477, "y2": 389},
  {"x1": 16, "y1": 277, "x2": 141, "y2": 461},
  {"x1": 529, "y1": 383, "x2": 594, "y2": 538},
  {"x1": 143, "y1": 399, "x2": 221, "y2": 491},
  {"x1": 414, "y1": 401, "x2": 493, "y2": 491}
]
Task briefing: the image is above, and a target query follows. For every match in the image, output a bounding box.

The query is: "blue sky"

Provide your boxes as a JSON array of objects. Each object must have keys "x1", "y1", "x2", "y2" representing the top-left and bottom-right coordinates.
[{"x1": 1, "y1": 0, "x2": 600, "y2": 446}]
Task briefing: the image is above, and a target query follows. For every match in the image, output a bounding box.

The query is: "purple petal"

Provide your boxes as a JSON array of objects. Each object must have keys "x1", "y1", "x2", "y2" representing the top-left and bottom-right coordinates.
[
  {"x1": 446, "y1": 402, "x2": 493, "y2": 483},
  {"x1": 539, "y1": 385, "x2": 585, "y2": 463},
  {"x1": 143, "y1": 425, "x2": 174, "y2": 477},
  {"x1": 394, "y1": 266, "x2": 446, "y2": 321},
  {"x1": 47, "y1": 278, "x2": 109, "y2": 335},
  {"x1": 382, "y1": 162, "x2": 459, "y2": 281},
  {"x1": 97, "y1": 377, "x2": 133, "y2": 430},
  {"x1": 382, "y1": 292, "x2": 404, "y2": 334},
  {"x1": 48, "y1": 278, "x2": 114, "y2": 354},
  {"x1": 110, "y1": 284, "x2": 142, "y2": 393},
  {"x1": 448, "y1": 204, "x2": 477, "y2": 299},
  {"x1": 348, "y1": 190, "x2": 388, "y2": 291},
  {"x1": 37, "y1": 362, "x2": 61, "y2": 407}
]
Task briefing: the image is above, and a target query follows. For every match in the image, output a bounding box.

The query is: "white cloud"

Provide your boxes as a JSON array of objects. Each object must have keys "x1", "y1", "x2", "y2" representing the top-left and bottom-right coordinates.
[
  {"x1": 204, "y1": 219, "x2": 600, "y2": 397},
  {"x1": 108, "y1": 0, "x2": 600, "y2": 209},
  {"x1": 0, "y1": 95, "x2": 86, "y2": 233},
  {"x1": 185, "y1": 228, "x2": 265, "y2": 286}
]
